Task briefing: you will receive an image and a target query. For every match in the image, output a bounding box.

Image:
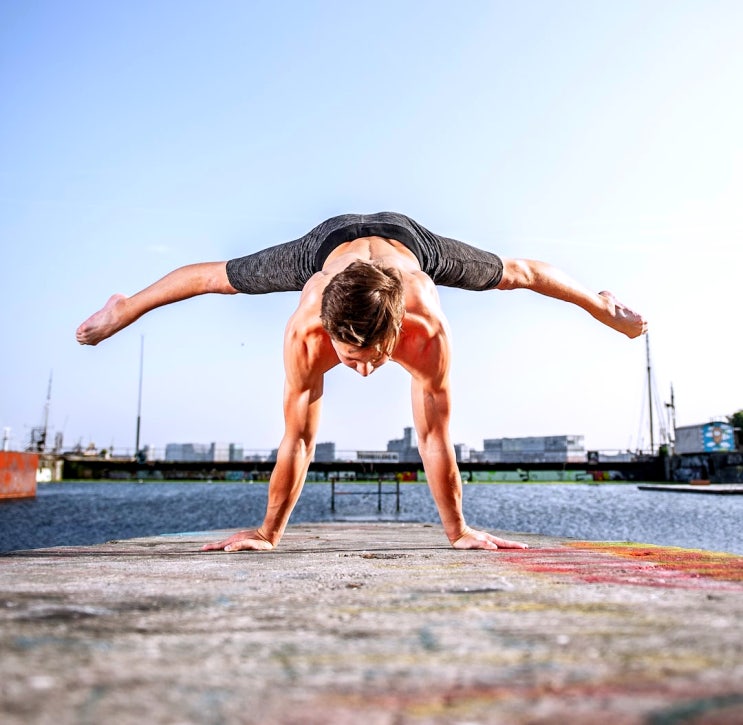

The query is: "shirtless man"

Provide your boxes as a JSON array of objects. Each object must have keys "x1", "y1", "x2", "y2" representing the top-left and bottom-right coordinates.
[{"x1": 76, "y1": 212, "x2": 647, "y2": 552}]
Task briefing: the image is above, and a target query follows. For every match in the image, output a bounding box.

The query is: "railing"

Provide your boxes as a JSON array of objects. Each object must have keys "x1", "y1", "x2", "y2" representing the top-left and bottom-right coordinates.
[{"x1": 330, "y1": 477, "x2": 401, "y2": 512}]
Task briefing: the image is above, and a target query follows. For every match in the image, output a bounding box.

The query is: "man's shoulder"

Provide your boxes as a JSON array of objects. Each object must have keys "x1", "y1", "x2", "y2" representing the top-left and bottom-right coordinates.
[
  {"x1": 284, "y1": 301, "x2": 326, "y2": 351},
  {"x1": 288, "y1": 271, "x2": 327, "y2": 331},
  {"x1": 394, "y1": 300, "x2": 451, "y2": 379},
  {"x1": 283, "y1": 298, "x2": 337, "y2": 384},
  {"x1": 300, "y1": 269, "x2": 331, "y2": 300},
  {"x1": 401, "y1": 267, "x2": 438, "y2": 302},
  {"x1": 400, "y1": 270, "x2": 446, "y2": 329}
]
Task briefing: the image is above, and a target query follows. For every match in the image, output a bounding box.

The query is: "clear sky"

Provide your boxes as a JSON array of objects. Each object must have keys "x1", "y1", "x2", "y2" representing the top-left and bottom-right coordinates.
[{"x1": 2, "y1": 0, "x2": 741, "y2": 457}]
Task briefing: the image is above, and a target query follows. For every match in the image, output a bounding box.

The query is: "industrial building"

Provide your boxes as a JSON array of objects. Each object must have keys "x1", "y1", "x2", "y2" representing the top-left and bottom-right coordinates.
[
  {"x1": 313, "y1": 442, "x2": 336, "y2": 462},
  {"x1": 164, "y1": 442, "x2": 244, "y2": 462},
  {"x1": 674, "y1": 422, "x2": 735, "y2": 455},
  {"x1": 474, "y1": 435, "x2": 586, "y2": 463},
  {"x1": 386, "y1": 427, "x2": 421, "y2": 463}
]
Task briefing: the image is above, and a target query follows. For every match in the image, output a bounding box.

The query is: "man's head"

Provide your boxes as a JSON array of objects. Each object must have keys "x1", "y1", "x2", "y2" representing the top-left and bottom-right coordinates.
[{"x1": 320, "y1": 260, "x2": 404, "y2": 358}]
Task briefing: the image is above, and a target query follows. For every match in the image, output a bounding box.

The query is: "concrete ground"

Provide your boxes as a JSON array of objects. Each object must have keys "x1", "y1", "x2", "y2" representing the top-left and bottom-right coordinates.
[{"x1": 1, "y1": 522, "x2": 742, "y2": 724}]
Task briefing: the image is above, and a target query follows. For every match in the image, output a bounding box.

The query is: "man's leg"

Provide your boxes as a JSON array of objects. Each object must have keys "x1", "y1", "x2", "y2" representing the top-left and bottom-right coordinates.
[
  {"x1": 497, "y1": 258, "x2": 647, "y2": 339},
  {"x1": 76, "y1": 262, "x2": 237, "y2": 345}
]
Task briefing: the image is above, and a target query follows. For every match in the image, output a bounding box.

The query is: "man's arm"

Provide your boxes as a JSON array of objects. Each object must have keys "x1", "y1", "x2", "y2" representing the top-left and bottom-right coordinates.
[
  {"x1": 408, "y1": 333, "x2": 527, "y2": 551},
  {"x1": 410, "y1": 372, "x2": 464, "y2": 542},
  {"x1": 202, "y1": 373, "x2": 324, "y2": 552},
  {"x1": 262, "y1": 374, "x2": 325, "y2": 544},
  {"x1": 203, "y1": 314, "x2": 329, "y2": 552}
]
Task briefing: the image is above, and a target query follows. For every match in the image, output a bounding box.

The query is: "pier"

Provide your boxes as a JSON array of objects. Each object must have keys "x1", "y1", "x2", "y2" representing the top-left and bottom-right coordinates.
[{"x1": 2, "y1": 523, "x2": 742, "y2": 723}]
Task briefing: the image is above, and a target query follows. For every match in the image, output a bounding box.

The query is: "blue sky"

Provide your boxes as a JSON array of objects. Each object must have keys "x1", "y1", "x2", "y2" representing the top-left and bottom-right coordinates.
[{"x1": 2, "y1": 0, "x2": 741, "y2": 456}]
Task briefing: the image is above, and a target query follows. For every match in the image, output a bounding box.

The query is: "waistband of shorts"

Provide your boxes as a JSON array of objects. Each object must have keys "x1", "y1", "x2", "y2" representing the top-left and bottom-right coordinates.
[{"x1": 313, "y1": 216, "x2": 424, "y2": 271}]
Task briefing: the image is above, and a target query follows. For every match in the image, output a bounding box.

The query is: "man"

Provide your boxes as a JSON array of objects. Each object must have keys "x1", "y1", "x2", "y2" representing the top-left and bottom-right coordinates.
[{"x1": 77, "y1": 212, "x2": 647, "y2": 552}]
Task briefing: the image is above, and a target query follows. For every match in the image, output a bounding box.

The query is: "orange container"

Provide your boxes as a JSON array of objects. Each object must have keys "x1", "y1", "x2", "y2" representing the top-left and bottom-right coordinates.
[{"x1": 0, "y1": 451, "x2": 38, "y2": 499}]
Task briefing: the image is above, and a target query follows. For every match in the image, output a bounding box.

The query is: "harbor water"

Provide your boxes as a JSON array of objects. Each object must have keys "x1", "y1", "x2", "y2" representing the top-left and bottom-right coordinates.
[{"x1": 1, "y1": 481, "x2": 742, "y2": 555}]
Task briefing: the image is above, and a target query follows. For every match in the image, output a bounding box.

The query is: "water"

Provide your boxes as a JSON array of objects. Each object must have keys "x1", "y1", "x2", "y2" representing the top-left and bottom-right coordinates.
[{"x1": 1, "y1": 481, "x2": 741, "y2": 555}]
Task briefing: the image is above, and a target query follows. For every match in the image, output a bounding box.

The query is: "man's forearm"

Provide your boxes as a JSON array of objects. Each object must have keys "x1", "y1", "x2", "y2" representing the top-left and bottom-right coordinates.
[
  {"x1": 419, "y1": 443, "x2": 467, "y2": 542},
  {"x1": 259, "y1": 439, "x2": 314, "y2": 545}
]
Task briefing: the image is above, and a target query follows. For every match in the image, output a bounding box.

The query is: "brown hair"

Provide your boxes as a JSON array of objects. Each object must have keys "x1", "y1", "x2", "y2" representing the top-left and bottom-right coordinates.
[{"x1": 320, "y1": 260, "x2": 404, "y2": 355}]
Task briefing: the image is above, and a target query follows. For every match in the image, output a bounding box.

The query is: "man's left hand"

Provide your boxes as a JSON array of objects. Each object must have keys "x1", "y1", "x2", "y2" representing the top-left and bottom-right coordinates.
[{"x1": 451, "y1": 526, "x2": 528, "y2": 550}]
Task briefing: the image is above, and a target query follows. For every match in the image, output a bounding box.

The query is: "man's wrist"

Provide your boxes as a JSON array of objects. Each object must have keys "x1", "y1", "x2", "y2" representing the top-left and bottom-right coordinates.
[
  {"x1": 441, "y1": 515, "x2": 468, "y2": 542},
  {"x1": 448, "y1": 525, "x2": 471, "y2": 545},
  {"x1": 257, "y1": 524, "x2": 282, "y2": 546}
]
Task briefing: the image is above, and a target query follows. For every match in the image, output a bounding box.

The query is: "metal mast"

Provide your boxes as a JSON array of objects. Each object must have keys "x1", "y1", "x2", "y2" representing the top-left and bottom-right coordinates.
[
  {"x1": 135, "y1": 336, "x2": 144, "y2": 458},
  {"x1": 665, "y1": 383, "x2": 677, "y2": 453},
  {"x1": 646, "y1": 335, "x2": 655, "y2": 454},
  {"x1": 39, "y1": 371, "x2": 52, "y2": 452}
]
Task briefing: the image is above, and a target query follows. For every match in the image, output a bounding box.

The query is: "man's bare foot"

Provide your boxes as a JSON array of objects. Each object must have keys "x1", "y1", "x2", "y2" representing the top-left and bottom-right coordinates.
[
  {"x1": 597, "y1": 291, "x2": 648, "y2": 339},
  {"x1": 76, "y1": 294, "x2": 129, "y2": 345}
]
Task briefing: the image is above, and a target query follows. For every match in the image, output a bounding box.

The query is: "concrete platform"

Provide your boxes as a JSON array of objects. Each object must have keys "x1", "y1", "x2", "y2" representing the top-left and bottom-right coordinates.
[{"x1": 2, "y1": 523, "x2": 743, "y2": 724}]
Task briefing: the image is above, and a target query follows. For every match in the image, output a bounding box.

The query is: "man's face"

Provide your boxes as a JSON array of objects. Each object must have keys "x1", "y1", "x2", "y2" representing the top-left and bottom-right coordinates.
[{"x1": 330, "y1": 340, "x2": 390, "y2": 377}]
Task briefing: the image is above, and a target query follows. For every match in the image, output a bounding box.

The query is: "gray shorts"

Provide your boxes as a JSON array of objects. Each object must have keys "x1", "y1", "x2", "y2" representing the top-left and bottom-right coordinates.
[{"x1": 225, "y1": 212, "x2": 503, "y2": 294}]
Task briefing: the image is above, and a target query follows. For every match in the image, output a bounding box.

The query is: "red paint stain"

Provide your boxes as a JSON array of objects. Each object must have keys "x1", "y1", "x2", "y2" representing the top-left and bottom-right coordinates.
[
  {"x1": 566, "y1": 542, "x2": 743, "y2": 582},
  {"x1": 496, "y1": 543, "x2": 743, "y2": 590}
]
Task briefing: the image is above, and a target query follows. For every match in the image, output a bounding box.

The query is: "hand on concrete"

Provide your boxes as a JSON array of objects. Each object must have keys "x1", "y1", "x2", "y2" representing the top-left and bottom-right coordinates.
[
  {"x1": 451, "y1": 526, "x2": 528, "y2": 551},
  {"x1": 201, "y1": 529, "x2": 274, "y2": 553}
]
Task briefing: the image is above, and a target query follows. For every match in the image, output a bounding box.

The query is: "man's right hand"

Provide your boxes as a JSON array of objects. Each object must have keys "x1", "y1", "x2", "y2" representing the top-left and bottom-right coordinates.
[
  {"x1": 451, "y1": 526, "x2": 528, "y2": 551},
  {"x1": 201, "y1": 529, "x2": 274, "y2": 552}
]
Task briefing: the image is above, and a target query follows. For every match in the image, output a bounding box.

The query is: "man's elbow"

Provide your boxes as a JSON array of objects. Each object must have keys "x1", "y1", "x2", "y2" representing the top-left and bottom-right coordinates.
[
  {"x1": 280, "y1": 434, "x2": 316, "y2": 459},
  {"x1": 417, "y1": 434, "x2": 452, "y2": 459}
]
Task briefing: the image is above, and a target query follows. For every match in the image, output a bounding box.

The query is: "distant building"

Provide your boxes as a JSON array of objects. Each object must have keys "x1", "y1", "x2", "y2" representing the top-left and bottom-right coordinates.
[
  {"x1": 165, "y1": 443, "x2": 211, "y2": 462},
  {"x1": 357, "y1": 450, "x2": 399, "y2": 463},
  {"x1": 387, "y1": 427, "x2": 421, "y2": 463},
  {"x1": 477, "y1": 435, "x2": 586, "y2": 463},
  {"x1": 675, "y1": 422, "x2": 735, "y2": 455},
  {"x1": 165, "y1": 442, "x2": 245, "y2": 462},
  {"x1": 228, "y1": 443, "x2": 244, "y2": 462},
  {"x1": 314, "y1": 441, "x2": 336, "y2": 462},
  {"x1": 244, "y1": 452, "x2": 268, "y2": 462},
  {"x1": 453, "y1": 443, "x2": 470, "y2": 463},
  {"x1": 211, "y1": 443, "x2": 230, "y2": 462}
]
